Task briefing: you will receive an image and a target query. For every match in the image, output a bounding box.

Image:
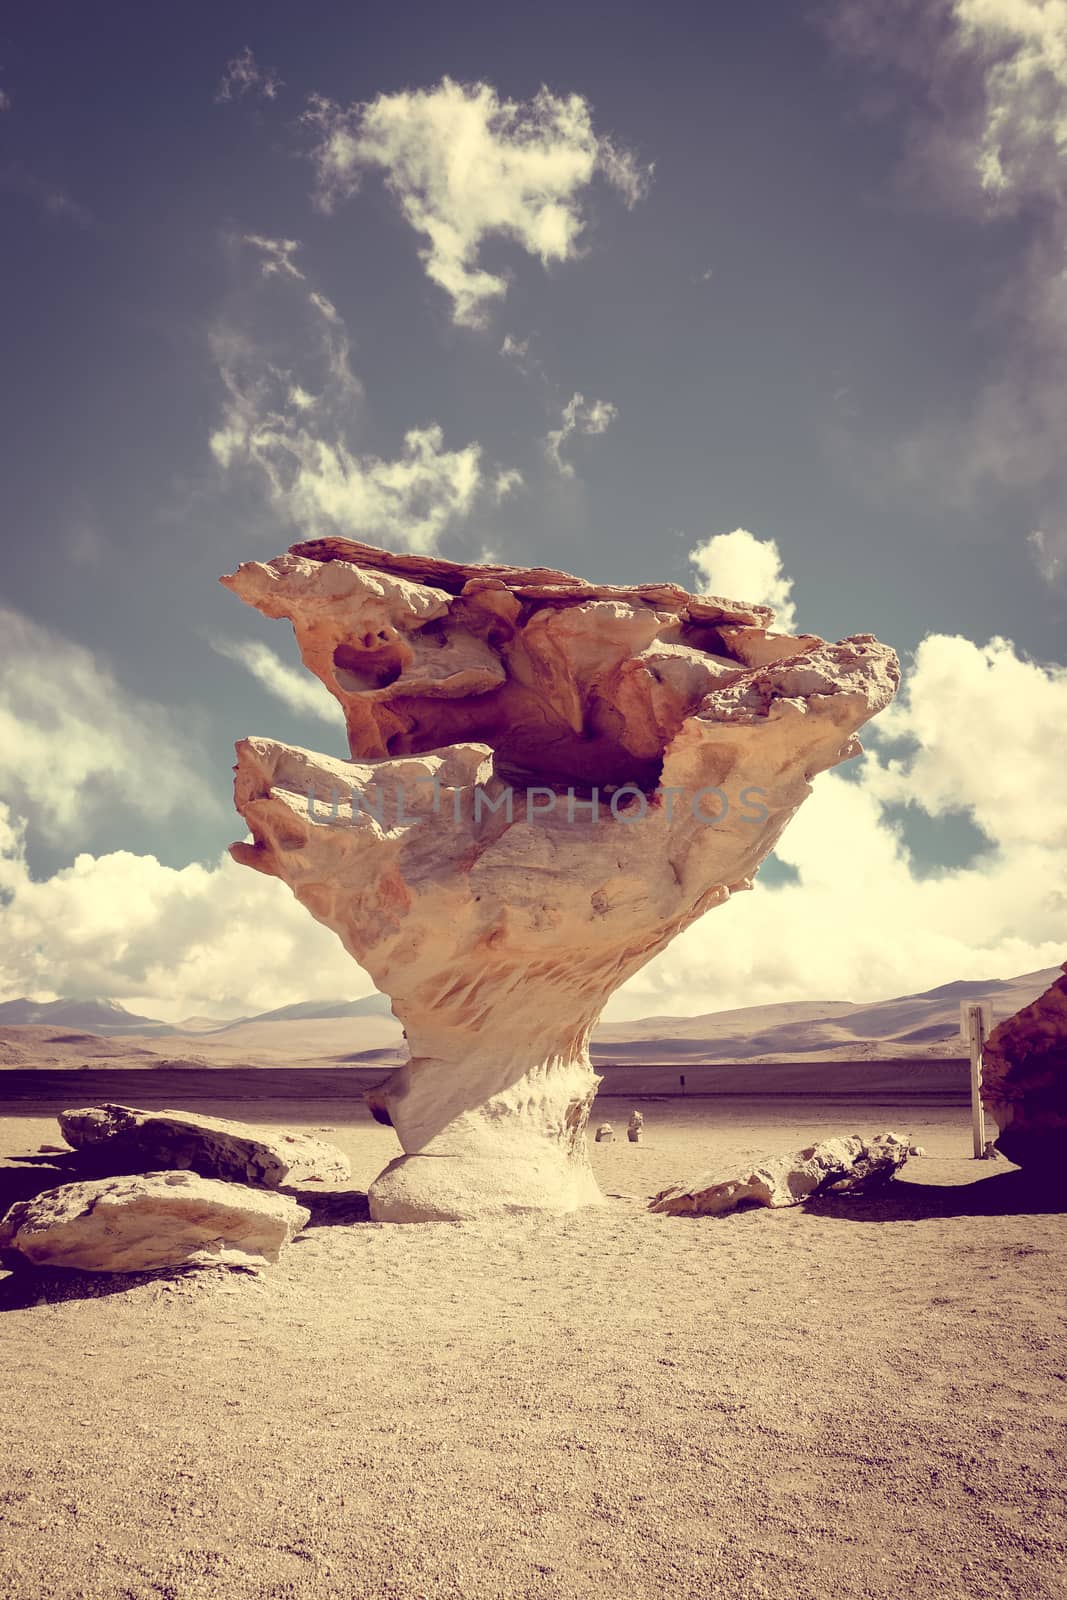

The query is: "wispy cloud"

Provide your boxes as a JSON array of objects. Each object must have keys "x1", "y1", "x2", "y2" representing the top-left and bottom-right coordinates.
[
  {"x1": 0, "y1": 606, "x2": 217, "y2": 844},
  {"x1": 215, "y1": 46, "x2": 282, "y2": 105},
  {"x1": 822, "y1": 0, "x2": 1067, "y2": 587},
  {"x1": 543, "y1": 391, "x2": 617, "y2": 478},
  {"x1": 302, "y1": 78, "x2": 651, "y2": 327},
  {"x1": 211, "y1": 637, "x2": 338, "y2": 722},
  {"x1": 243, "y1": 234, "x2": 304, "y2": 280},
  {"x1": 0, "y1": 163, "x2": 92, "y2": 226},
  {"x1": 210, "y1": 238, "x2": 521, "y2": 553}
]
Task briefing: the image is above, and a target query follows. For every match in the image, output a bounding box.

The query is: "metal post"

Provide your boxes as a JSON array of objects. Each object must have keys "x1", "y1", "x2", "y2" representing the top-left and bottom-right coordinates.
[{"x1": 961, "y1": 1002, "x2": 992, "y2": 1159}]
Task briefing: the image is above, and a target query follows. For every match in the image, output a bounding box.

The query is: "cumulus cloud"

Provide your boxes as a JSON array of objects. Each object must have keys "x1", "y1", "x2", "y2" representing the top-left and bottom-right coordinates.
[
  {"x1": 688, "y1": 528, "x2": 798, "y2": 631},
  {"x1": 822, "y1": 0, "x2": 1067, "y2": 587},
  {"x1": 544, "y1": 392, "x2": 617, "y2": 478},
  {"x1": 211, "y1": 638, "x2": 337, "y2": 723},
  {"x1": 215, "y1": 46, "x2": 282, "y2": 104},
  {"x1": 0, "y1": 804, "x2": 370, "y2": 1023},
  {"x1": 0, "y1": 605, "x2": 218, "y2": 845},
  {"x1": 608, "y1": 532, "x2": 1067, "y2": 1018},
  {"x1": 211, "y1": 244, "x2": 520, "y2": 553},
  {"x1": 303, "y1": 78, "x2": 651, "y2": 326},
  {"x1": 243, "y1": 234, "x2": 304, "y2": 280}
]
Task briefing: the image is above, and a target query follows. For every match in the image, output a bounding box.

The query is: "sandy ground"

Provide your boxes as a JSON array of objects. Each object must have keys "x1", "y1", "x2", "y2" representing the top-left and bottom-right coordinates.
[{"x1": 0, "y1": 1095, "x2": 1065, "y2": 1600}]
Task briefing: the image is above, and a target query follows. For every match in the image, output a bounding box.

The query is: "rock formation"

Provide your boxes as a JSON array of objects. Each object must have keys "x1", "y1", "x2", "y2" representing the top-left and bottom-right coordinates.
[
  {"x1": 221, "y1": 538, "x2": 899, "y2": 1221},
  {"x1": 649, "y1": 1132, "x2": 911, "y2": 1216},
  {"x1": 982, "y1": 962, "x2": 1067, "y2": 1177},
  {"x1": 628, "y1": 1110, "x2": 644, "y2": 1143},
  {"x1": 0, "y1": 1172, "x2": 309, "y2": 1272},
  {"x1": 58, "y1": 1105, "x2": 350, "y2": 1188}
]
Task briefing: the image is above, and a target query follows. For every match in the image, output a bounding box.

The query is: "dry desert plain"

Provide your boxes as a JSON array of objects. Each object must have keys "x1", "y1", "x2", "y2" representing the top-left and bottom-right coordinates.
[{"x1": 0, "y1": 1085, "x2": 1065, "y2": 1600}]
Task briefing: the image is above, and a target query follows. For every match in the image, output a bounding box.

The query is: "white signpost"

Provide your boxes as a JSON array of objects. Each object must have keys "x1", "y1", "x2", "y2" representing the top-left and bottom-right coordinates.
[{"x1": 960, "y1": 1001, "x2": 993, "y2": 1158}]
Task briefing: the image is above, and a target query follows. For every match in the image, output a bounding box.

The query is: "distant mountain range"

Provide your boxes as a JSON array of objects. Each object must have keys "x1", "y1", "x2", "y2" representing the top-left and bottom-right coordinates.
[
  {"x1": 0, "y1": 967, "x2": 1058, "y2": 1070},
  {"x1": 0, "y1": 993, "x2": 394, "y2": 1038},
  {"x1": 590, "y1": 967, "x2": 1060, "y2": 1064},
  {"x1": 0, "y1": 997, "x2": 176, "y2": 1036}
]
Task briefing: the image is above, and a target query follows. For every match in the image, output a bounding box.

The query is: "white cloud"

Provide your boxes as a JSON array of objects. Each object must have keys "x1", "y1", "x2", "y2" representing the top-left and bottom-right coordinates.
[
  {"x1": 500, "y1": 333, "x2": 532, "y2": 369},
  {"x1": 0, "y1": 804, "x2": 369, "y2": 1024},
  {"x1": 303, "y1": 78, "x2": 651, "y2": 326},
  {"x1": 688, "y1": 527, "x2": 799, "y2": 632},
  {"x1": 544, "y1": 391, "x2": 617, "y2": 478},
  {"x1": 243, "y1": 234, "x2": 304, "y2": 280},
  {"x1": 611, "y1": 622, "x2": 1067, "y2": 1019},
  {"x1": 1028, "y1": 526, "x2": 1066, "y2": 582},
  {"x1": 215, "y1": 46, "x2": 281, "y2": 104},
  {"x1": 0, "y1": 606, "x2": 218, "y2": 845},
  {"x1": 211, "y1": 638, "x2": 337, "y2": 722},
  {"x1": 211, "y1": 249, "x2": 520, "y2": 553},
  {"x1": 864, "y1": 632, "x2": 1067, "y2": 846}
]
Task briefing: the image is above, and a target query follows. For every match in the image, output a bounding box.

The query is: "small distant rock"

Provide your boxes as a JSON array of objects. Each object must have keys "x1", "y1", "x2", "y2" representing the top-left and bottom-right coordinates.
[
  {"x1": 909, "y1": 1144, "x2": 927, "y2": 1157},
  {"x1": 595, "y1": 1123, "x2": 614, "y2": 1143},
  {"x1": 57, "y1": 1104, "x2": 350, "y2": 1188},
  {"x1": 37, "y1": 1144, "x2": 66, "y2": 1155},
  {"x1": 0, "y1": 1171, "x2": 309, "y2": 1273},
  {"x1": 628, "y1": 1110, "x2": 644, "y2": 1144},
  {"x1": 649, "y1": 1131, "x2": 911, "y2": 1217}
]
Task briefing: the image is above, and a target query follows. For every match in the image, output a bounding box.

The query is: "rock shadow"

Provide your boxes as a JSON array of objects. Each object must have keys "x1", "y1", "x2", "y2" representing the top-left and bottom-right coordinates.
[
  {"x1": 0, "y1": 1159, "x2": 77, "y2": 1214},
  {"x1": 0, "y1": 1261, "x2": 212, "y2": 1311},
  {"x1": 282, "y1": 1186, "x2": 371, "y2": 1226},
  {"x1": 805, "y1": 1169, "x2": 1067, "y2": 1222}
]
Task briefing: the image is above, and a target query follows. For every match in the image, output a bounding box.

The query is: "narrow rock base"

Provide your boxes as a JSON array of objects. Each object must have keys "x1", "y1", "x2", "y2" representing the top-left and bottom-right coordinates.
[{"x1": 368, "y1": 1153, "x2": 603, "y2": 1223}]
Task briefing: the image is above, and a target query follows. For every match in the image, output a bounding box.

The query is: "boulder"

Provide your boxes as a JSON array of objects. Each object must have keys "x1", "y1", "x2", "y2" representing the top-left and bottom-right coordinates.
[
  {"x1": 594, "y1": 1123, "x2": 614, "y2": 1143},
  {"x1": 649, "y1": 1131, "x2": 911, "y2": 1216},
  {"x1": 221, "y1": 538, "x2": 899, "y2": 1220},
  {"x1": 983, "y1": 963, "x2": 1067, "y2": 1177},
  {"x1": 628, "y1": 1110, "x2": 644, "y2": 1144},
  {"x1": 58, "y1": 1104, "x2": 350, "y2": 1188},
  {"x1": 0, "y1": 1171, "x2": 309, "y2": 1272}
]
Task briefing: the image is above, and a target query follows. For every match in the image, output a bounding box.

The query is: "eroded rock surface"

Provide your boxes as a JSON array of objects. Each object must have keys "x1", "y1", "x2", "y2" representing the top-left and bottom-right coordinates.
[
  {"x1": 648, "y1": 1132, "x2": 911, "y2": 1216},
  {"x1": 983, "y1": 963, "x2": 1067, "y2": 1177},
  {"x1": 0, "y1": 1172, "x2": 309, "y2": 1272},
  {"x1": 221, "y1": 539, "x2": 899, "y2": 1221},
  {"x1": 58, "y1": 1105, "x2": 350, "y2": 1188}
]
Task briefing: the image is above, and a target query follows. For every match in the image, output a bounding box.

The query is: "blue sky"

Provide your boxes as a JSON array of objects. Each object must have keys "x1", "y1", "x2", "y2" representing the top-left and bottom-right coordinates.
[{"x1": 1, "y1": 0, "x2": 1064, "y2": 1021}]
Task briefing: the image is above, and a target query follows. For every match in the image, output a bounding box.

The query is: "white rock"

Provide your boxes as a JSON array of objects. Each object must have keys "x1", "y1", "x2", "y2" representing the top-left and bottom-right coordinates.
[
  {"x1": 58, "y1": 1104, "x2": 350, "y2": 1188},
  {"x1": 221, "y1": 539, "x2": 899, "y2": 1221},
  {"x1": 0, "y1": 1172, "x2": 310, "y2": 1272},
  {"x1": 595, "y1": 1123, "x2": 614, "y2": 1143},
  {"x1": 649, "y1": 1131, "x2": 911, "y2": 1216}
]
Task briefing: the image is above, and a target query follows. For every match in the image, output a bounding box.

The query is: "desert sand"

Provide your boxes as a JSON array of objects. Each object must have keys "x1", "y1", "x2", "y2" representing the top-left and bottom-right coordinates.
[{"x1": 1, "y1": 1092, "x2": 1064, "y2": 1600}]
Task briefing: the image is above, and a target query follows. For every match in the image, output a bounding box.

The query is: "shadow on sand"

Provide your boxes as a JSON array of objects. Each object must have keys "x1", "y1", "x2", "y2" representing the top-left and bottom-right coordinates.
[{"x1": 806, "y1": 1168, "x2": 1067, "y2": 1222}]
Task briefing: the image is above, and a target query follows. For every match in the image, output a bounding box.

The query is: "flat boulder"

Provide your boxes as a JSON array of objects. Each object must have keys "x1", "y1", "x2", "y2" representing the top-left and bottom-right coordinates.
[
  {"x1": 0, "y1": 1171, "x2": 310, "y2": 1272},
  {"x1": 649, "y1": 1131, "x2": 910, "y2": 1216},
  {"x1": 57, "y1": 1104, "x2": 350, "y2": 1188}
]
